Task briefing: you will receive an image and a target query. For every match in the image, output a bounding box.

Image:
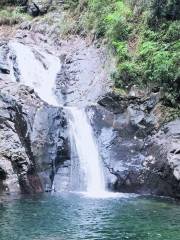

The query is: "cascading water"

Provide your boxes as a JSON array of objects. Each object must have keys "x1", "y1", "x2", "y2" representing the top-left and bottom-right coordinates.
[
  {"x1": 8, "y1": 40, "x2": 108, "y2": 197},
  {"x1": 68, "y1": 107, "x2": 106, "y2": 195},
  {"x1": 9, "y1": 41, "x2": 60, "y2": 106}
]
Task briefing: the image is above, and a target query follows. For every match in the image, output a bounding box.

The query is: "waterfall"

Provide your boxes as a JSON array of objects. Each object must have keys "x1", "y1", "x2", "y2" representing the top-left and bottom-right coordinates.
[
  {"x1": 9, "y1": 41, "x2": 60, "y2": 106},
  {"x1": 68, "y1": 107, "x2": 106, "y2": 195},
  {"x1": 9, "y1": 40, "x2": 107, "y2": 196}
]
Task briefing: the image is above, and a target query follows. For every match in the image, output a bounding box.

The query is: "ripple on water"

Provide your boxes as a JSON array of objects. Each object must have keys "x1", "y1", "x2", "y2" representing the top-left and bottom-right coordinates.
[
  {"x1": 0, "y1": 193, "x2": 180, "y2": 240},
  {"x1": 73, "y1": 191, "x2": 138, "y2": 199}
]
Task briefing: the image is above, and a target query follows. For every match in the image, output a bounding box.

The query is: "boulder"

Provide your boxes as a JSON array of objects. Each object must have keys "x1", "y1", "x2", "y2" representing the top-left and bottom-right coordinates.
[
  {"x1": 28, "y1": 0, "x2": 52, "y2": 16},
  {"x1": 27, "y1": 3, "x2": 40, "y2": 17}
]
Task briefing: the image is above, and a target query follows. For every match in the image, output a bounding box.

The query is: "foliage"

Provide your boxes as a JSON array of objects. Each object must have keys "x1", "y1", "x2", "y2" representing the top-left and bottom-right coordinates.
[
  {"x1": 63, "y1": 0, "x2": 79, "y2": 9},
  {"x1": 163, "y1": 21, "x2": 180, "y2": 42},
  {"x1": 0, "y1": 0, "x2": 27, "y2": 7},
  {"x1": 67, "y1": 0, "x2": 180, "y2": 107},
  {"x1": 112, "y1": 41, "x2": 130, "y2": 61},
  {"x1": 0, "y1": 6, "x2": 31, "y2": 25},
  {"x1": 114, "y1": 61, "x2": 142, "y2": 88},
  {"x1": 148, "y1": 0, "x2": 180, "y2": 27}
]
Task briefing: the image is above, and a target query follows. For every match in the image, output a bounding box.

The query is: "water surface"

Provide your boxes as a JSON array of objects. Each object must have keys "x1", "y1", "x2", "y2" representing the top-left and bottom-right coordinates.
[{"x1": 0, "y1": 193, "x2": 180, "y2": 240}]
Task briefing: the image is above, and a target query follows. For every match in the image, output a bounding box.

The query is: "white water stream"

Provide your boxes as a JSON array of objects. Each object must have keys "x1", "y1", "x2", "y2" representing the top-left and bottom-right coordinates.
[
  {"x1": 9, "y1": 41, "x2": 59, "y2": 106},
  {"x1": 69, "y1": 108, "x2": 106, "y2": 194},
  {"x1": 9, "y1": 41, "x2": 108, "y2": 197}
]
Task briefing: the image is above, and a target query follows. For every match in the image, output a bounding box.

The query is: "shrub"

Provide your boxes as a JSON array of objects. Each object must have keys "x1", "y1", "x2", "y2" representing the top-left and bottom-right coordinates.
[
  {"x1": 114, "y1": 61, "x2": 143, "y2": 88},
  {"x1": 148, "y1": 0, "x2": 180, "y2": 27},
  {"x1": 0, "y1": 6, "x2": 31, "y2": 25},
  {"x1": 112, "y1": 41, "x2": 129, "y2": 61},
  {"x1": 105, "y1": 1, "x2": 132, "y2": 41},
  {"x1": 164, "y1": 21, "x2": 180, "y2": 42},
  {"x1": 139, "y1": 41, "x2": 159, "y2": 59}
]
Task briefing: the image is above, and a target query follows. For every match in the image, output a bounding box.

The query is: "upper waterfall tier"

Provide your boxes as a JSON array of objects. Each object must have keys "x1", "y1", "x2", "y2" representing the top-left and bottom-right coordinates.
[{"x1": 9, "y1": 41, "x2": 61, "y2": 106}]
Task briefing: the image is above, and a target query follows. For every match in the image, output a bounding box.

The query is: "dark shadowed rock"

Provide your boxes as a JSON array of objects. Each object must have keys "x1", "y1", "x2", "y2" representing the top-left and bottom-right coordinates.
[
  {"x1": 27, "y1": 0, "x2": 52, "y2": 16},
  {"x1": 31, "y1": 105, "x2": 70, "y2": 191},
  {"x1": 33, "y1": 0, "x2": 52, "y2": 14},
  {"x1": 27, "y1": 2, "x2": 40, "y2": 16},
  {"x1": 17, "y1": 0, "x2": 29, "y2": 5}
]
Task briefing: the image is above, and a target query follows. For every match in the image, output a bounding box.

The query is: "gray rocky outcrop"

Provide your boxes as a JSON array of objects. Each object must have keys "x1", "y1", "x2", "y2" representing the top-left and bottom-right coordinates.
[
  {"x1": 27, "y1": 0, "x2": 52, "y2": 16},
  {"x1": 88, "y1": 91, "x2": 180, "y2": 198},
  {"x1": 0, "y1": 81, "x2": 43, "y2": 194},
  {"x1": 0, "y1": 78, "x2": 69, "y2": 195},
  {"x1": 7, "y1": 0, "x2": 53, "y2": 16},
  {"x1": 31, "y1": 104, "x2": 70, "y2": 192},
  {"x1": 55, "y1": 37, "x2": 111, "y2": 107}
]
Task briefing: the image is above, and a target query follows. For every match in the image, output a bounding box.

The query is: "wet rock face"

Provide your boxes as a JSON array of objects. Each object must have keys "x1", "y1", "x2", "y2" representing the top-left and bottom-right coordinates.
[
  {"x1": 89, "y1": 92, "x2": 180, "y2": 198},
  {"x1": 87, "y1": 104, "x2": 147, "y2": 194},
  {"x1": 0, "y1": 80, "x2": 69, "y2": 194}
]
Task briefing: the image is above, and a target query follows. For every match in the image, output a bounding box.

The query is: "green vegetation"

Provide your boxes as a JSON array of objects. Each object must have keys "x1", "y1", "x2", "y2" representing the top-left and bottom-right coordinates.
[
  {"x1": 65, "y1": 0, "x2": 180, "y2": 108},
  {"x1": 0, "y1": 6, "x2": 31, "y2": 25}
]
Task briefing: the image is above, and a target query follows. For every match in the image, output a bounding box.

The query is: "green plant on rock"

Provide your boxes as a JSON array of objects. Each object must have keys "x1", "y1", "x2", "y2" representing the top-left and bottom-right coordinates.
[
  {"x1": 105, "y1": 1, "x2": 132, "y2": 41},
  {"x1": 114, "y1": 61, "x2": 143, "y2": 88},
  {"x1": 163, "y1": 21, "x2": 180, "y2": 42},
  {"x1": 0, "y1": 7, "x2": 31, "y2": 25},
  {"x1": 112, "y1": 41, "x2": 129, "y2": 61},
  {"x1": 139, "y1": 41, "x2": 159, "y2": 59}
]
